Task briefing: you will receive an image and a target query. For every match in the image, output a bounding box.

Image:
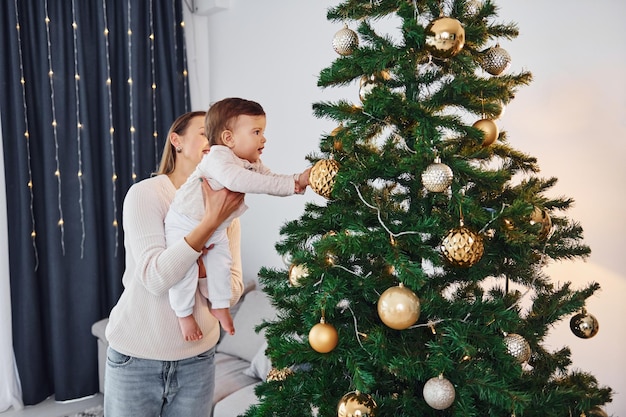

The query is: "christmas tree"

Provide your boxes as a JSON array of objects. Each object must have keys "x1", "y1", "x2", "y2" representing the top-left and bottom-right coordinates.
[{"x1": 244, "y1": 1, "x2": 613, "y2": 416}]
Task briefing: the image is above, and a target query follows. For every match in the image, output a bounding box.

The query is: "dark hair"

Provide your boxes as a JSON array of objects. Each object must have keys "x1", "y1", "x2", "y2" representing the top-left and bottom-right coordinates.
[
  {"x1": 205, "y1": 98, "x2": 265, "y2": 146},
  {"x1": 157, "y1": 110, "x2": 207, "y2": 175}
]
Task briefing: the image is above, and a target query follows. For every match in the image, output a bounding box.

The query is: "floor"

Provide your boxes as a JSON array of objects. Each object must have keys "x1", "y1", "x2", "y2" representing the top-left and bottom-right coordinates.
[{"x1": 0, "y1": 394, "x2": 103, "y2": 417}]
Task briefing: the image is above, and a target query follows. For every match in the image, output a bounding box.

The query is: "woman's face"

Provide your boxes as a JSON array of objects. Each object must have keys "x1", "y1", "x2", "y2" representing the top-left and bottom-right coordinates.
[{"x1": 178, "y1": 115, "x2": 209, "y2": 168}]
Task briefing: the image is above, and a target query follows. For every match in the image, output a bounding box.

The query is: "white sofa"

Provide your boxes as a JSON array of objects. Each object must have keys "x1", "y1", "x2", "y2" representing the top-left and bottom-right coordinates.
[{"x1": 91, "y1": 282, "x2": 275, "y2": 417}]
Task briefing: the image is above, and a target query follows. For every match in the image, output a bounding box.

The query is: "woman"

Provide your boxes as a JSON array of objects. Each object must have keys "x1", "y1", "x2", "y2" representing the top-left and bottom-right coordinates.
[{"x1": 104, "y1": 111, "x2": 245, "y2": 416}]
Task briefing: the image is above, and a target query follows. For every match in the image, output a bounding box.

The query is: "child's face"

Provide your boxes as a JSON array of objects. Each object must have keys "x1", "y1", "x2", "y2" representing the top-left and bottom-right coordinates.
[{"x1": 228, "y1": 114, "x2": 267, "y2": 163}]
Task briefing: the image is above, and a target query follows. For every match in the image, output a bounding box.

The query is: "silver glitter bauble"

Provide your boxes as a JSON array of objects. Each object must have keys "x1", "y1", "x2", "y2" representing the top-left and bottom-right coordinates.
[
  {"x1": 480, "y1": 44, "x2": 512, "y2": 76},
  {"x1": 504, "y1": 333, "x2": 531, "y2": 363},
  {"x1": 570, "y1": 310, "x2": 599, "y2": 339},
  {"x1": 421, "y1": 157, "x2": 453, "y2": 192},
  {"x1": 423, "y1": 375, "x2": 456, "y2": 410},
  {"x1": 333, "y1": 25, "x2": 359, "y2": 56}
]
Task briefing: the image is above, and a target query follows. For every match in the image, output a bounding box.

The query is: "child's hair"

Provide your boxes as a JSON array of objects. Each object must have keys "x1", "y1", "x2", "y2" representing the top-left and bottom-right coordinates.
[{"x1": 205, "y1": 98, "x2": 265, "y2": 146}]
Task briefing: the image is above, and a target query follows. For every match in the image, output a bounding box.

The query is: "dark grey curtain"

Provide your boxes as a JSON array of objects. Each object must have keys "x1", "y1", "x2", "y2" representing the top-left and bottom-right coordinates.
[{"x1": 0, "y1": 0, "x2": 190, "y2": 404}]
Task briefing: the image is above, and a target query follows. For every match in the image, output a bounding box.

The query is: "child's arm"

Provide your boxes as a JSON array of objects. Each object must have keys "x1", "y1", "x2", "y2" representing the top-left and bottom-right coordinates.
[{"x1": 207, "y1": 146, "x2": 308, "y2": 196}]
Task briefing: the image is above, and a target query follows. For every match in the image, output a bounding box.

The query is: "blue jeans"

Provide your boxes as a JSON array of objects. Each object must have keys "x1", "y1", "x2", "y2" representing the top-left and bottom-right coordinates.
[{"x1": 104, "y1": 346, "x2": 216, "y2": 417}]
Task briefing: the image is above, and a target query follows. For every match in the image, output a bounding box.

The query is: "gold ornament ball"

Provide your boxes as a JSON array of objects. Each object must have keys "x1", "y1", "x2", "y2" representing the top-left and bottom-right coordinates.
[
  {"x1": 331, "y1": 125, "x2": 344, "y2": 151},
  {"x1": 337, "y1": 391, "x2": 377, "y2": 417},
  {"x1": 504, "y1": 333, "x2": 531, "y2": 363},
  {"x1": 440, "y1": 225, "x2": 484, "y2": 267},
  {"x1": 529, "y1": 207, "x2": 552, "y2": 240},
  {"x1": 359, "y1": 71, "x2": 391, "y2": 102},
  {"x1": 585, "y1": 406, "x2": 609, "y2": 417},
  {"x1": 310, "y1": 159, "x2": 340, "y2": 199},
  {"x1": 473, "y1": 118, "x2": 499, "y2": 146},
  {"x1": 377, "y1": 283, "x2": 421, "y2": 330},
  {"x1": 288, "y1": 263, "x2": 309, "y2": 287},
  {"x1": 308, "y1": 318, "x2": 339, "y2": 353},
  {"x1": 425, "y1": 17, "x2": 465, "y2": 59},
  {"x1": 570, "y1": 311, "x2": 599, "y2": 339},
  {"x1": 421, "y1": 158, "x2": 453, "y2": 192},
  {"x1": 423, "y1": 375, "x2": 456, "y2": 410},
  {"x1": 333, "y1": 25, "x2": 359, "y2": 56}
]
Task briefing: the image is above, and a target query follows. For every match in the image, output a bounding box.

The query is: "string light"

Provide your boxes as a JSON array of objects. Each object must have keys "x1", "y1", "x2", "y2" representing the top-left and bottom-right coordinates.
[
  {"x1": 149, "y1": 0, "x2": 159, "y2": 168},
  {"x1": 102, "y1": 0, "x2": 119, "y2": 255},
  {"x1": 14, "y1": 0, "x2": 39, "y2": 269},
  {"x1": 127, "y1": 0, "x2": 137, "y2": 182},
  {"x1": 44, "y1": 0, "x2": 66, "y2": 254},
  {"x1": 177, "y1": 2, "x2": 190, "y2": 113},
  {"x1": 72, "y1": 0, "x2": 86, "y2": 258}
]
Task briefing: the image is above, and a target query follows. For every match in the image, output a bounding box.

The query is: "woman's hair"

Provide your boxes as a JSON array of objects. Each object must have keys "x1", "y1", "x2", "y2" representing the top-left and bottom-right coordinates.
[
  {"x1": 156, "y1": 110, "x2": 207, "y2": 175},
  {"x1": 205, "y1": 98, "x2": 265, "y2": 146}
]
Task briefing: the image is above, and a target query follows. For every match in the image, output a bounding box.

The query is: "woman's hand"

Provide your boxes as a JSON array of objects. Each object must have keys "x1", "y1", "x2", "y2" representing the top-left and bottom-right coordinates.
[{"x1": 184, "y1": 178, "x2": 244, "y2": 252}]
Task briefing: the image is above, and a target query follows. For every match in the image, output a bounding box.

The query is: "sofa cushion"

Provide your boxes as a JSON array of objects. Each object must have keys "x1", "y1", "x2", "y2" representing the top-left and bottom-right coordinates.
[
  {"x1": 217, "y1": 290, "x2": 276, "y2": 362},
  {"x1": 243, "y1": 340, "x2": 271, "y2": 381},
  {"x1": 213, "y1": 352, "x2": 259, "y2": 405},
  {"x1": 213, "y1": 381, "x2": 260, "y2": 417}
]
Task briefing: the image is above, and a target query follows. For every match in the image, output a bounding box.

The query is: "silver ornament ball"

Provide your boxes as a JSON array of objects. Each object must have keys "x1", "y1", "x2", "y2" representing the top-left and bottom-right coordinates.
[
  {"x1": 504, "y1": 333, "x2": 531, "y2": 363},
  {"x1": 480, "y1": 45, "x2": 511, "y2": 76},
  {"x1": 333, "y1": 25, "x2": 359, "y2": 56},
  {"x1": 570, "y1": 311, "x2": 599, "y2": 339},
  {"x1": 421, "y1": 158, "x2": 453, "y2": 192},
  {"x1": 423, "y1": 375, "x2": 456, "y2": 410}
]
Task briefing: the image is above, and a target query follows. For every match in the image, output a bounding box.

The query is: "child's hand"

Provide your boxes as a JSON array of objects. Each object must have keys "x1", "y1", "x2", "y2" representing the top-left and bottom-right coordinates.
[{"x1": 295, "y1": 168, "x2": 311, "y2": 194}]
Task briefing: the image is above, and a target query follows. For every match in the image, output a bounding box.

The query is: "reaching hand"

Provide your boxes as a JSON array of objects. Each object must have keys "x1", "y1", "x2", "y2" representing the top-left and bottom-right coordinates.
[{"x1": 296, "y1": 167, "x2": 311, "y2": 193}]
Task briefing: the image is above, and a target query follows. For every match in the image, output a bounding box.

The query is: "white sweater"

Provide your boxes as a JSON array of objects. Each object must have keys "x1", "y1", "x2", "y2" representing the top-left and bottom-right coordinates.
[
  {"x1": 105, "y1": 175, "x2": 244, "y2": 360},
  {"x1": 171, "y1": 145, "x2": 297, "y2": 223}
]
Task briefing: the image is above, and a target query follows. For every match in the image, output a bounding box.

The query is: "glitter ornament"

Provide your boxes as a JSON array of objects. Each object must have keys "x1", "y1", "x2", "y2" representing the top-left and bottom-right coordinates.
[
  {"x1": 465, "y1": 0, "x2": 482, "y2": 16},
  {"x1": 529, "y1": 207, "x2": 552, "y2": 240},
  {"x1": 310, "y1": 159, "x2": 340, "y2": 199},
  {"x1": 425, "y1": 17, "x2": 465, "y2": 59},
  {"x1": 288, "y1": 263, "x2": 309, "y2": 287},
  {"x1": 377, "y1": 283, "x2": 421, "y2": 330},
  {"x1": 308, "y1": 317, "x2": 339, "y2": 353},
  {"x1": 267, "y1": 367, "x2": 294, "y2": 382},
  {"x1": 504, "y1": 333, "x2": 531, "y2": 363},
  {"x1": 479, "y1": 44, "x2": 512, "y2": 75},
  {"x1": 337, "y1": 390, "x2": 378, "y2": 417},
  {"x1": 423, "y1": 374, "x2": 456, "y2": 410},
  {"x1": 333, "y1": 25, "x2": 359, "y2": 56},
  {"x1": 570, "y1": 309, "x2": 599, "y2": 339},
  {"x1": 421, "y1": 157, "x2": 453, "y2": 192},
  {"x1": 473, "y1": 118, "x2": 499, "y2": 146},
  {"x1": 440, "y1": 221, "x2": 484, "y2": 267}
]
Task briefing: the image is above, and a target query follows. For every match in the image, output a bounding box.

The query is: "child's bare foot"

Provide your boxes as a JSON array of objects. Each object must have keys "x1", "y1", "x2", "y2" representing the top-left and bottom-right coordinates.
[
  {"x1": 178, "y1": 314, "x2": 203, "y2": 341},
  {"x1": 210, "y1": 307, "x2": 235, "y2": 335}
]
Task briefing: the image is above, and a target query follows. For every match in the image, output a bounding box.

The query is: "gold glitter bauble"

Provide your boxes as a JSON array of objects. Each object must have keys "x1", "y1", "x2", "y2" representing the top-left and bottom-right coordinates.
[
  {"x1": 425, "y1": 17, "x2": 465, "y2": 59},
  {"x1": 423, "y1": 375, "x2": 456, "y2": 410},
  {"x1": 308, "y1": 318, "x2": 338, "y2": 353},
  {"x1": 440, "y1": 225, "x2": 484, "y2": 267},
  {"x1": 337, "y1": 391, "x2": 377, "y2": 417},
  {"x1": 377, "y1": 283, "x2": 421, "y2": 330},
  {"x1": 333, "y1": 25, "x2": 359, "y2": 56},
  {"x1": 479, "y1": 44, "x2": 512, "y2": 76},
  {"x1": 267, "y1": 367, "x2": 294, "y2": 382},
  {"x1": 529, "y1": 207, "x2": 552, "y2": 240},
  {"x1": 570, "y1": 310, "x2": 599, "y2": 339},
  {"x1": 504, "y1": 333, "x2": 531, "y2": 363},
  {"x1": 473, "y1": 118, "x2": 499, "y2": 146},
  {"x1": 310, "y1": 159, "x2": 340, "y2": 199}
]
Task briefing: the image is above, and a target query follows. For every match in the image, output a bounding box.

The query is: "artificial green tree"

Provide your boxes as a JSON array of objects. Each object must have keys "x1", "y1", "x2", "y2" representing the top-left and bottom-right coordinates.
[{"x1": 244, "y1": 0, "x2": 613, "y2": 416}]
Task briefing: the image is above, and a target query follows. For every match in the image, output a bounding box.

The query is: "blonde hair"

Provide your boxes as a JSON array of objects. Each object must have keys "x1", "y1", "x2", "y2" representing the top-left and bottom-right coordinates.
[
  {"x1": 205, "y1": 98, "x2": 265, "y2": 146},
  {"x1": 156, "y1": 111, "x2": 206, "y2": 175}
]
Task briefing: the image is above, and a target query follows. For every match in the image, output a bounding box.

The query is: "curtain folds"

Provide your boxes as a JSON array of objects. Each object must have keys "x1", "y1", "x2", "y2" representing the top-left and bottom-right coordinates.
[{"x1": 0, "y1": 0, "x2": 190, "y2": 405}]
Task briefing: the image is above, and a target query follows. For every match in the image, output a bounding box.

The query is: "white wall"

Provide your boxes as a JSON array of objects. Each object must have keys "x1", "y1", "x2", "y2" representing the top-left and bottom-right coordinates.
[{"x1": 185, "y1": 1, "x2": 626, "y2": 414}]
